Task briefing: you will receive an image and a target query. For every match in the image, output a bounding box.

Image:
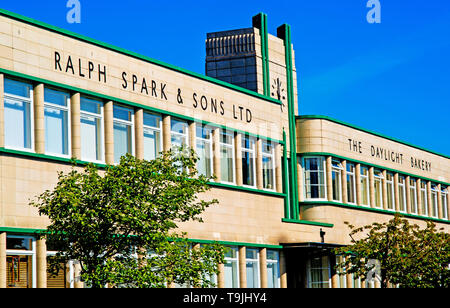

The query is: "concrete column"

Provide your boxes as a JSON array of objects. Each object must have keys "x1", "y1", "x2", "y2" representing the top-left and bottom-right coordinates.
[
  {"x1": 189, "y1": 121, "x2": 196, "y2": 150},
  {"x1": 238, "y1": 246, "x2": 246, "y2": 288},
  {"x1": 134, "y1": 108, "x2": 144, "y2": 160},
  {"x1": 259, "y1": 248, "x2": 267, "y2": 288},
  {"x1": 212, "y1": 127, "x2": 221, "y2": 182},
  {"x1": 0, "y1": 73, "x2": 4, "y2": 148},
  {"x1": 394, "y1": 173, "x2": 400, "y2": 212},
  {"x1": 34, "y1": 83, "x2": 45, "y2": 154},
  {"x1": 369, "y1": 167, "x2": 375, "y2": 208},
  {"x1": 382, "y1": 170, "x2": 388, "y2": 210},
  {"x1": 279, "y1": 250, "x2": 287, "y2": 288},
  {"x1": 355, "y1": 163, "x2": 361, "y2": 205},
  {"x1": 74, "y1": 261, "x2": 83, "y2": 288},
  {"x1": 70, "y1": 92, "x2": 81, "y2": 159},
  {"x1": 36, "y1": 238, "x2": 47, "y2": 288},
  {"x1": 326, "y1": 156, "x2": 332, "y2": 201},
  {"x1": 0, "y1": 232, "x2": 6, "y2": 288},
  {"x1": 275, "y1": 143, "x2": 283, "y2": 193},
  {"x1": 235, "y1": 133, "x2": 243, "y2": 186},
  {"x1": 162, "y1": 115, "x2": 171, "y2": 152},
  {"x1": 256, "y1": 139, "x2": 263, "y2": 190},
  {"x1": 217, "y1": 263, "x2": 225, "y2": 288},
  {"x1": 405, "y1": 176, "x2": 411, "y2": 214},
  {"x1": 437, "y1": 183, "x2": 443, "y2": 219},
  {"x1": 447, "y1": 189, "x2": 450, "y2": 220},
  {"x1": 342, "y1": 160, "x2": 347, "y2": 204},
  {"x1": 104, "y1": 101, "x2": 114, "y2": 164}
]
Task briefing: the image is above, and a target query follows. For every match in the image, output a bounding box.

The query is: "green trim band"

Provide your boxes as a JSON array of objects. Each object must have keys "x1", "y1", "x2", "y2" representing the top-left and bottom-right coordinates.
[
  {"x1": 0, "y1": 68, "x2": 284, "y2": 145},
  {"x1": 298, "y1": 152, "x2": 450, "y2": 187},
  {"x1": 0, "y1": 8, "x2": 281, "y2": 106},
  {"x1": 0, "y1": 147, "x2": 285, "y2": 198},
  {"x1": 297, "y1": 115, "x2": 450, "y2": 160},
  {"x1": 0, "y1": 227, "x2": 283, "y2": 249},
  {"x1": 281, "y1": 218, "x2": 334, "y2": 228},
  {"x1": 207, "y1": 181, "x2": 285, "y2": 198},
  {"x1": 300, "y1": 200, "x2": 450, "y2": 225}
]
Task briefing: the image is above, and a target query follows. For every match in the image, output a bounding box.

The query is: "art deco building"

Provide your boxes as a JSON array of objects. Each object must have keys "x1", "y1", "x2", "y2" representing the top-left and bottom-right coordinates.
[{"x1": 0, "y1": 9, "x2": 448, "y2": 288}]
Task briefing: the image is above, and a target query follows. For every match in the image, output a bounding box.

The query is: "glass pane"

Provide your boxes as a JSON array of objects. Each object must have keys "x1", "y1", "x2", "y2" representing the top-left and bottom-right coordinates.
[
  {"x1": 263, "y1": 156, "x2": 274, "y2": 189},
  {"x1": 4, "y1": 99, "x2": 32, "y2": 149},
  {"x1": 4, "y1": 78, "x2": 31, "y2": 98},
  {"x1": 220, "y1": 146, "x2": 234, "y2": 182},
  {"x1": 196, "y1": 125, "x2": 212, "y2": 139},
  {"x1": 114, "y1": 122, "x2": 132, "y2": 163},
  {"x1": 224, "y1": 261, "x2": 239, "y2": 288},
  {"x1": 113, "y1": 105, "x2": 133, "y2": 121},
  {"x1": 242, "y1": 151, "x2": 255, "y2": 186},
  {"x1": 196, "y1": 140, "x2": 212, "y2": 177},
  {"x1": 6, "y1": 237, "x2": 32, "y2": 250},
  {"x1": 44, "y1": 88, "x2": 68, "y2": 107},
  {"x1": 262, "y1": 141, "x2": 273, "y2": 154},
  {"x1": 144, "y1": 128, "x2": 161, "y2": 161},
  {"x1": 143, "y1": 112, "x2": 161, "y2": 128},
  {"x1": 347, "y1": 173, "x2": 355, "y2": 203},
  {"x1": 171, "y1": 135, "x2": 187, "y2": 148},
  {"x1": 80, "y1": 97, "x2": 102, "y2": 114},
  {"x1": 81, "y1": 115, "x2": 102, "y2": 161},
  {"x1": 246, "y1": 261, "x2": 258, "y2": 288},
  {"x1": 220, "y1": 131, "x2": 233, "y2": 145},
  {"x1": 171, "y1": 119, "x2": 188, "y2": 135},
  {"x1": 332, "y1": 170, "x2": 341, "y2": 201},
  {"x1": 45, "y1": 106, "x2": 69, "y2": 155},
  {"x1": 242, "y1": 136, "x2": 254, "y2": 150}
]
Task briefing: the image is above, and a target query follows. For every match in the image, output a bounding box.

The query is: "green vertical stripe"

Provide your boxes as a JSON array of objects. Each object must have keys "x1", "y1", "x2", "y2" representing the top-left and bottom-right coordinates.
[
  {"x1": 279, "y1": 24, "x2": 299, "y2": 220},
  {"x1": 254, "y1": 13, "x2": 270, "y2": 96},
  {"x1": 282, "y1": 130, "x2": 291, "y2": 219}
]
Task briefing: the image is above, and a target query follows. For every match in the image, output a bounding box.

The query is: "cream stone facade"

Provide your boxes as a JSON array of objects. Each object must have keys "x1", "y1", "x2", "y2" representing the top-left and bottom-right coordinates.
[{"x1": 0, "y1": 9, "x2": 448, "y2": 289}]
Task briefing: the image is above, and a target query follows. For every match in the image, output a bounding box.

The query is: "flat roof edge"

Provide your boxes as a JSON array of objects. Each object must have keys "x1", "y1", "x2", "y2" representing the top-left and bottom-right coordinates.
[
  {"x1": 0, "y1": 8, "x2": 281, "y2": 106},
  {"x1": 297, "y1": 115, "x2": 450, "y2": 160}
]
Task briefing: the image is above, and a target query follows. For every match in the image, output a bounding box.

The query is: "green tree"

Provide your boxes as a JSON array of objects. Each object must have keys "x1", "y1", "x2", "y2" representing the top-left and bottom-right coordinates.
[
  {"x1": 31, "y1": 149, "x2": 224, "y2": 288},
  {"x1": 335, "y1": 215, "x2": 449, "y2": 288}
]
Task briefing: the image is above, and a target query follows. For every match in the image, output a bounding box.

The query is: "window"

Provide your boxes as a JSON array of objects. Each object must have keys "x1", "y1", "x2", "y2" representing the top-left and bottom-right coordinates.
[
  {"x1": 170, "y1": 118, "x2": 188, "y2": 149},
  {"x1": 303, "y1": 157, "x2": 326, "y2": 200},
  {"x1": 398, "y1": 176, "x2": 407, "y2": 213},
  {"x1": 143, "y1": 112, "x2": 162, "y2": 161},
  {"x1": 80, "y1": 97, "x2": 103, "y2": 162},
  {"x1": 373, "y1": 169, "x2": 383, "y2": 209},
  {"x1": 220, "y1": 130, "x2": 235, "y2": 184},
  {"x1": 335, "y1": 255, "x2": 347, "y2": 288},
  {"x1": 4, "y1": 78, "x2": 33, "y2": 150},
  {"x1": 307, "y1": 255, "x2": 330, "y2": 288},
  {"x1": 431, "y1": 184, "x2": 439, "y2": 218},
  {"x1": 245, "y1": 248, "x2": 260, "y2": 288},
  {"x1": 262, "y1": 141, "x2": 275, "y2": 190},
  {"x1": 409, "y1": 178, "x2": 418, "y2": 214},
  {"x1": 113, "y1": 104, "x2": 134, "y2": 164},
  {"x1": 346, "y1": 163, "x2": 356, "y2": 204},
  {"x1": 442, "y1": 187, "x2": 448, "y2": 220},
  {"x1": 195, "y1": 124, "x2": 213, "y2": 178},
  {"x1": 386, "y1": 173, "x2": 395, "y2": 211},
  {"x1": 241, "y1": 135, "x2": 256, "y2": 187},
  {"x1": 331, "y1": 159, "x2": 343, "y2": 202},
  {"x1": 224, "y1": 247, "x2": 239, "y2": 288},
  {"x1": 6, "y1": 235, "x2": 36, "y2": 288},
  {"x1": 44, "y1": 88, "x2": 70, "y2": 156},
  {"x1": 420, "y1": 181, "x2": 428, "y2": 216},
  {"x1": 360, "y1": 166, "x2": 370, "y2": 206},
  {"x1": 266, "y1": 250, "x2": 280, "y2": 288}
]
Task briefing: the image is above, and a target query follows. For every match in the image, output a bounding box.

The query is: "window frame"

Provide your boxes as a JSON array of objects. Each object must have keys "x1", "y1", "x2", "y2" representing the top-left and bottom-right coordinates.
[
  {"x1": 385, "y1": 172, "x2": 395, "y2": 211},
  {"x1": 420, "y1": 181, "x2": 429, "y2": 217},
  {"x1": 302, "y1": 156, "x2": 327, "y2": 201},
  {"x1": 373, "y1": 169, "x2": 384, "y2": 209},
  {"x1": 409, "y1": 178, "x2": 418, "y2": 215},
  {"x1": 331, "y1": 159, "x2": 343, "y2": 202},
  {"x1": 80, "y1": 96, "x2": 105, "y2": 163},
  {"x1": 245, "y1": 248, "x2": 260, "y2": 288},
  {"x1": 441, "y1": 187, "x2": 448, "y2": 220},
  {"x1": 3, "y1": 78, "x2": 34, "y2": 152},
  {"x1": 142, "y1": 111, "x2": 163, "y2": 161},
  {"x1": 113, "y1": 104, "x2": 135, "y2": 164},
  {"x1": 195, "y1": 124, "x2": 214, "y2": 178},
  {"x1": 43, "y1": 86, "x2": 71, "y2": 158},
  {"x1": 224, "y1": 246, "x2": 240, "y2": 288},
  {"x1": 266, "y1": 250, "x2": 280, "y2": 288},
  {"x1": 398, "y1": 176, "x2": 407, "y2": 213},
  {"x1": 170, "y1": 118, "x2": 189, "y2": 150},
  {"x1": 431, "y1": 184, "x2": 439, "y2": 218},
  {"x1": 360, "y1": 166, "x2": 370, "y2": 207},
  {"x1": 241, "y1": 135, "x2": 257, "y2": 188},
  {"x1": 346, "y1": 163, "x2": 356, "y2": 205},
  {"x1": 219, "y1": 130, "x2": 235, "y2": 185},
  {"x1": 261, "y1": 140, "x2": 276, "y2": 191}
]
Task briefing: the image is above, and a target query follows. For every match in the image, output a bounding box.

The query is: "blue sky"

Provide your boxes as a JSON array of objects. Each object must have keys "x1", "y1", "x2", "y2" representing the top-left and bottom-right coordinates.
[{"x1": 2, "y1": 0, "x2": 449, "y2": 155}]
